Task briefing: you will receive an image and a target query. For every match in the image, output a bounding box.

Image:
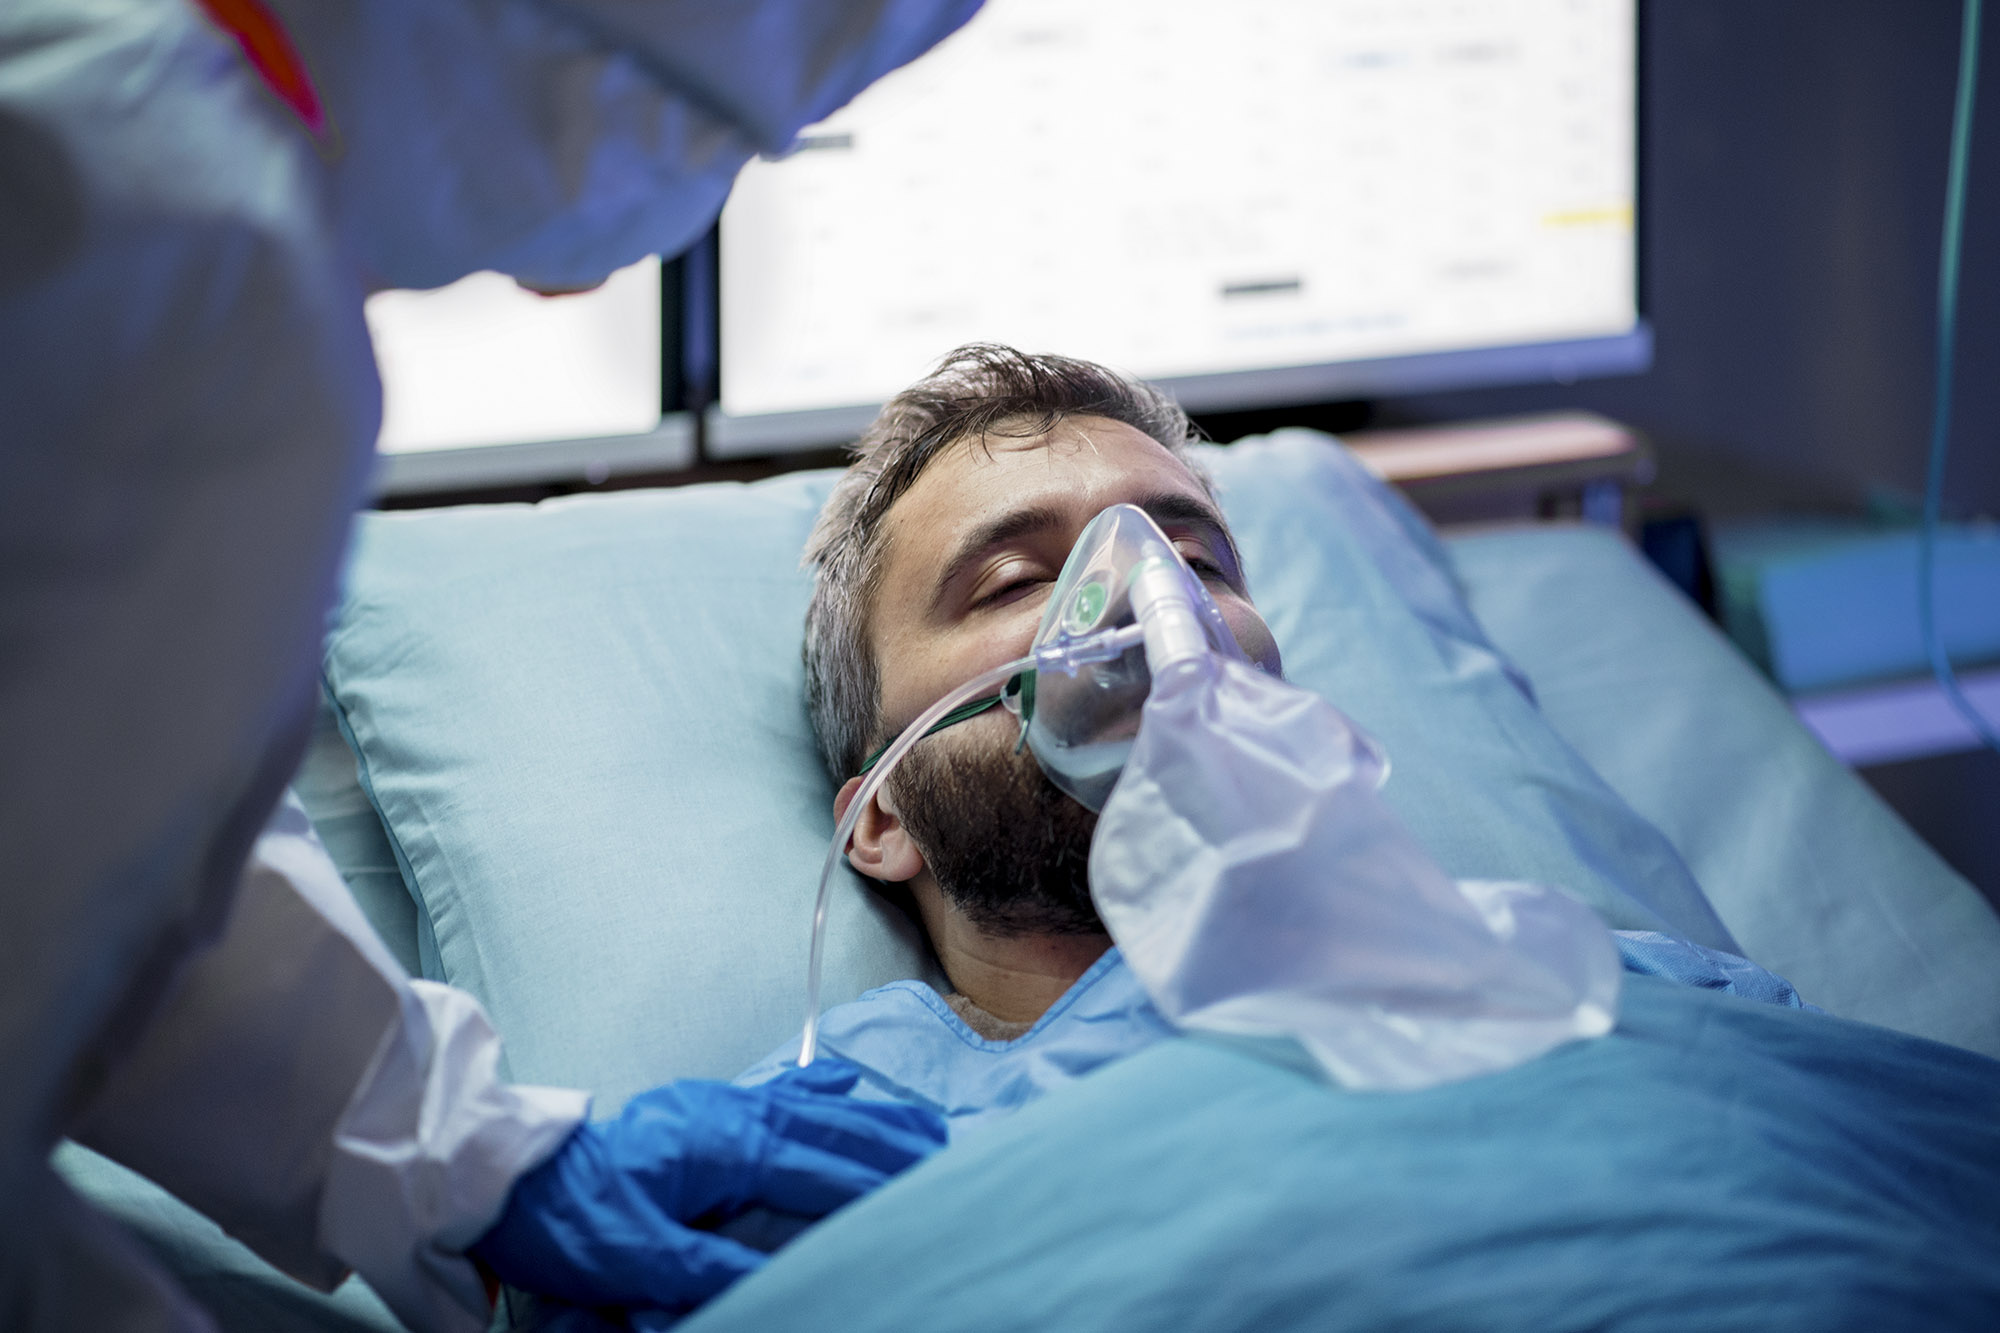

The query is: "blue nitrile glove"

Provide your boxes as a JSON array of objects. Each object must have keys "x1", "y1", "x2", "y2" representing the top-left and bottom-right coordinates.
[{"x1": 472, "y1": 1058, "x2": 946, "y2": 1313}]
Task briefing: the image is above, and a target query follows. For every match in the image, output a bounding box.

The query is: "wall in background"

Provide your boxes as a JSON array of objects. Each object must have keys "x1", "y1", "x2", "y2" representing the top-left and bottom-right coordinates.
[{"x1": 1376, "y1": 0, "x2": 1999, "y2": 520}]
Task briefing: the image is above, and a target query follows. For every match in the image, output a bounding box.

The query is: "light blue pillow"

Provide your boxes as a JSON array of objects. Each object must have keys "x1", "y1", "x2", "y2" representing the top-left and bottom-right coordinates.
[
  {"x1": 325, "y1": 475, "x2": 938, "y2": 1106},
  {"x1": 295, "y1": 695, "x2": 422, "y2": 978},
  {"x1": 323, "y1": 431, "x2": 1732, "y2": 1107}
]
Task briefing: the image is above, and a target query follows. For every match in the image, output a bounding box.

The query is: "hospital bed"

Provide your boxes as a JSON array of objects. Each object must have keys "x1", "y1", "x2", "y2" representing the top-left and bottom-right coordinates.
[{"x1": 57, "y1": 430, "x2": 2000, "y2": 1330}]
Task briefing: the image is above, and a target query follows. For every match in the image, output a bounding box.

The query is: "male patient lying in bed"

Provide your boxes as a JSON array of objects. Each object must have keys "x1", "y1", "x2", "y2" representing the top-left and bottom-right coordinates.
[{"x1": 735, "y1": 345, "x2": 1803, "y2": 1134}]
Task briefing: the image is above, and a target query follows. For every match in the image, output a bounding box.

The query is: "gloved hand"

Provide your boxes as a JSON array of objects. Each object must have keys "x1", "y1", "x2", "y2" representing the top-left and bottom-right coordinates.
[{"x1": 471, "y1": 1059, "x2": 946, "y2": 1313}]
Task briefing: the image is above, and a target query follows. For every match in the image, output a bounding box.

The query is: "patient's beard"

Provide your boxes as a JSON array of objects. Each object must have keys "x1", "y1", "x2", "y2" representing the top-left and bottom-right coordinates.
[{"x1": 888, "y1": 729, "x2": 1103, "y2": 938}]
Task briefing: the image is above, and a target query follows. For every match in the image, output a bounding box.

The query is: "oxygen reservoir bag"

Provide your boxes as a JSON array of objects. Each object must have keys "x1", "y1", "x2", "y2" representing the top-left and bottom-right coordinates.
[{"x1": 1050, "y1": 505, "x2": 1621, "y2": 1091}]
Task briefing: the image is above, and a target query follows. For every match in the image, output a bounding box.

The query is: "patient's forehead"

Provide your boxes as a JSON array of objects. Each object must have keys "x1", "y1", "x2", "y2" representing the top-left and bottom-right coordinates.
[{"x1": 877, "y1": 415, "x2": 1212, "y2": 578}]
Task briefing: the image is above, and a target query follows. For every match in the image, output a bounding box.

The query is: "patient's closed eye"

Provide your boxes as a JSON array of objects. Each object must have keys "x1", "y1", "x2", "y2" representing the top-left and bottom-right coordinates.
[
  {"x1": 974, "y1": 564, "x2": 1054, "y2": 609},
  {"x1": 1172, "y1": 540, "x2": 1229, "y2": 581}
]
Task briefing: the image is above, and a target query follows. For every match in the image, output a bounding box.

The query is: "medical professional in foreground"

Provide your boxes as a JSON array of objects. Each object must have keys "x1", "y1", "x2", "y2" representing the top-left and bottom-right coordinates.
[{"x1": 0, "y1": 1, "x2": 977, "y2": 1328}]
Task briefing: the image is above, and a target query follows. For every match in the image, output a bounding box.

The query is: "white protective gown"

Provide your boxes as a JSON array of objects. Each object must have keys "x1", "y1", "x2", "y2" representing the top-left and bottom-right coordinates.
[{"x1": 0, "y1": 0, "x2": 978, "y2": 1328}]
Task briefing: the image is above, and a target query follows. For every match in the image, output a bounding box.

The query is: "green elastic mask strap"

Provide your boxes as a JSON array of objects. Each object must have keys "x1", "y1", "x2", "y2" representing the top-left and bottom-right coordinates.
[
  {"x1": 1007, "y1": 670, "x2": 1035, "y2": 754},
  {"x1": 856, "y1": 671, "x2": 1038, "y2": 775}
]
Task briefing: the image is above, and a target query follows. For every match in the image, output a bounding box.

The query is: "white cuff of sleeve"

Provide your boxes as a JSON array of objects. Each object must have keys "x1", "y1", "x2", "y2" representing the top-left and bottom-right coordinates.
[{"x1": 319, "y1": 980, "x2": 589, "y2": 1333}]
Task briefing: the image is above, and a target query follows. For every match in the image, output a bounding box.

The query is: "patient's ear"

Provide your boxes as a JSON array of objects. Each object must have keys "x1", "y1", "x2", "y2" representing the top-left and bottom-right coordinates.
[{"x1": 835, "y1": 776, "x2": 927, "y2": 884}]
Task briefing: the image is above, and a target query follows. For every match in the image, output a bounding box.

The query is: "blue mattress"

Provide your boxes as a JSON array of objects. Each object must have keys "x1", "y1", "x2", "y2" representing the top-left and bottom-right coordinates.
[{"x1": 1448, "y1": 524, "x2": 2000, "y2": 1057}]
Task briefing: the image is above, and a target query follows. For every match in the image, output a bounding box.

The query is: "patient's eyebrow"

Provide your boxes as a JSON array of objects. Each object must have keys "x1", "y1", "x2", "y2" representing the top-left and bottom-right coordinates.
[
  {"x1": 1139, "y1": 493, "x2": 1237, "y2": 554},
  {"x1": 1136, "y1": 492, "x2": 1245, "y2": 588},
  {"x1": 931, "y1": 503, "x2": 1071, "y2": 611}
]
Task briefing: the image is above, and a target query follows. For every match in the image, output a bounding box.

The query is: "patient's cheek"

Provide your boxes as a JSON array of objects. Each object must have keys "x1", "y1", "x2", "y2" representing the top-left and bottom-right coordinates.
[{"x1": 1223, "y1": 605, "x2": 1282, "y2": 674}]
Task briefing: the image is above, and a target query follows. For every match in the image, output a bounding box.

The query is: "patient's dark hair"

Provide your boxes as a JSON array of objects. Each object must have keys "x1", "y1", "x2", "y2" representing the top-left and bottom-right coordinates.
[{"x1": 802, "y1": 343, "x2": 1212, "y2": 782}]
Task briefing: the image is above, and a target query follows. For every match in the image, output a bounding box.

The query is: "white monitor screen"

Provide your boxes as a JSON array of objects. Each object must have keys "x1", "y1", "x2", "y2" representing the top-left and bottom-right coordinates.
[
  {"x1": 366, "y1": 256, "x2": 662, "y2": 455},
  {"x1": 719, "y1": 0, "x2": 1638, "y2": 428}
]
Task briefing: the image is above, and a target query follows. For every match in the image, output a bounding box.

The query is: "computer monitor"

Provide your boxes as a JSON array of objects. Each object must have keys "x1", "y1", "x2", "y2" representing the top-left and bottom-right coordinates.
[
  {"x1": 364, "y1": 256, "x2": 692, "y2": 495},
  {"x1": 711, "y1": 0, "x2": 1645, "y2": 456}
]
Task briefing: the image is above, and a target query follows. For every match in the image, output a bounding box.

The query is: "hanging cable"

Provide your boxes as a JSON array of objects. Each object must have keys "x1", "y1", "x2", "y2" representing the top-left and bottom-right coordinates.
[{"x1": 1919, "y1": 0, "x2": 2000, "y2": 754}]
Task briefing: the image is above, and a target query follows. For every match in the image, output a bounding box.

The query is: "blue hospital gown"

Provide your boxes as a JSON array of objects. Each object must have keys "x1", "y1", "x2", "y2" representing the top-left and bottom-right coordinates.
[{"x1": 737, "y1": 934, "x2": 1810, "y2": 1141}]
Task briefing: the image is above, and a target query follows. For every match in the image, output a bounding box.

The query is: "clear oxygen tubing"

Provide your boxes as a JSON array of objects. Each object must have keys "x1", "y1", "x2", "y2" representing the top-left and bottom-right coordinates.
[
  {"x1": 798, "y1": 625, "x2": 1146, "y2": 1066},
  {"x1": 1920, "y1": 0, "x2": 2000, "y2": 755}
]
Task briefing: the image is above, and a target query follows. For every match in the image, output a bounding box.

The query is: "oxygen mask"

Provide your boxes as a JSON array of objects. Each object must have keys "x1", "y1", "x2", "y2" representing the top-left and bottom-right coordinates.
[{"x1": 1007, "y1": 503, "x2": 1248, "y2": 811}]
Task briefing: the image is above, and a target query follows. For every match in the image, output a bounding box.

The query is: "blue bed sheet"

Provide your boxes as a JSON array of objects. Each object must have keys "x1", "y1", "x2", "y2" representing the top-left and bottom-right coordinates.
[{"x1": 681, "y1": 977, "x2": 2000, "y2": 1332}]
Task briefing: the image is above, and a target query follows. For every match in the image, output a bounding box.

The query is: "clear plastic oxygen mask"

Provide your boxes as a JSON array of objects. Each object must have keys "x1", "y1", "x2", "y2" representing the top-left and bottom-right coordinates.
[
  {"x1": 797, "y1": 504, "x2": 1240, "y2": 1065},
  {"x1": 1008, "y1": 502, "x2": 1248, "y2": 810}
]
